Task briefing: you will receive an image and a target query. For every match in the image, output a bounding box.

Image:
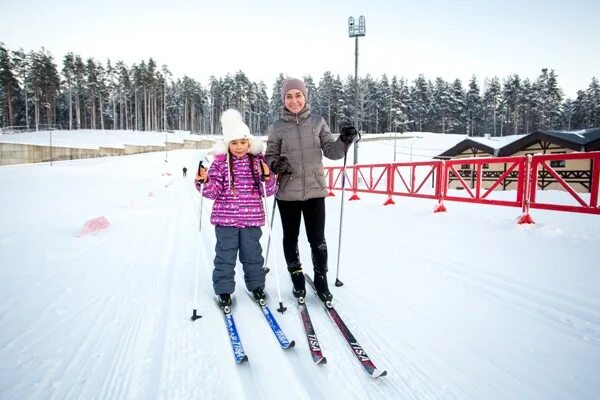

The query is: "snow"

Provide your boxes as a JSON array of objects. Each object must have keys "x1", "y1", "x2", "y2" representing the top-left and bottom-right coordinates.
[
  {"x1": 1, "y1": 131, "x2": 599, "y2": 399},
  {"x1": 0, "y1": 129, "x2": 205, "y2": 149}
]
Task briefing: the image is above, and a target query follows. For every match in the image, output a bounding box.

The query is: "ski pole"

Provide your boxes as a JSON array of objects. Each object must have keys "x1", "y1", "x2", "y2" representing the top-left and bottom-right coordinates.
[
  {"x1": 335, "y1": 131, "x2": 361, "y2": 287},
  {"x1": 261, "y1": 179, "x2": 286, "y2": 314},
  {"x1": 262, "y1": 200, "x2": 277, "y2": 274},
  {"x1": 334, "y1": 152, "x2": 348, "y2": 287},
  {"x1": 197, "y1": 160, "x2": 205, "y2": 232},
  {"x1": 191, "y1": 160, "x2": 206, "y2": 321}
]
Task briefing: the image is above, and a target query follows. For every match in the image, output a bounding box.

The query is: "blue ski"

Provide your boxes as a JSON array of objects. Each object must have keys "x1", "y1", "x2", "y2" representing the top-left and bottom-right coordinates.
[
  {"x1": 223, "y1": 312, "x2": 248, "y2": 363},
  {"x1": 261, "y1": 303, "x2": 296, "y2": 349},
  {"x1": 250, "y1": 294, "x2": 295, "y2": 349},
  {"x1": 216, "y1": 298, "x2": 248, "y2": 364}
]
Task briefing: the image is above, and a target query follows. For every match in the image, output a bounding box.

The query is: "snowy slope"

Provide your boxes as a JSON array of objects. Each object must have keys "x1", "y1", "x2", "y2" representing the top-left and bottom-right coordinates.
[{"x1": 1, "y1": 132, "x2": 599, "y2": 399}]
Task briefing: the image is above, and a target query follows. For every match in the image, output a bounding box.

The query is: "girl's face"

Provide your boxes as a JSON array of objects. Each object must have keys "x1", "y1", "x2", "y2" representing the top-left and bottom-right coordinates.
[
  {"x1": 229, "y1": 139, "x2": 250, "y2": 157},
  {"x1": 284, "y1": 89, "x2": 306, "y2": 114}
]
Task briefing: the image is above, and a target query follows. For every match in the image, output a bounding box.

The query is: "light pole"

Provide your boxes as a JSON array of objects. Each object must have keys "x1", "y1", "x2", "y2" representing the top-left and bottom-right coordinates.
[
  {"x1": 348, "y1": 15, "x2": 365, "y2": 165},
  {"x1": 45, "y1": 103, "x2": 53, "y2": 166},
  {"x1": 164, "y1": 131, "x2": 169, "y2": 162},
  {"x1": 393, "y1": 131, "x2": 398, "y2": 163}
]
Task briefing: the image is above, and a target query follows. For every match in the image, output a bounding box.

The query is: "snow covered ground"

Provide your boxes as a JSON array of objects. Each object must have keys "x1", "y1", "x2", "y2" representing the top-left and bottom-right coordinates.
[
  {"x1": 1, "y1": 131, "x2": 599, "y2": 399},
  {"x1": 0, "y1": 129, "x2": 204, "y2": 149}
]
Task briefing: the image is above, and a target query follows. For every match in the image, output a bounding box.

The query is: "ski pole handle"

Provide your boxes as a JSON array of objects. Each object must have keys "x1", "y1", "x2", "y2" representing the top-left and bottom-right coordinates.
[{"x1": 197, "y1": 161, "x2": 206, "y2": 183}]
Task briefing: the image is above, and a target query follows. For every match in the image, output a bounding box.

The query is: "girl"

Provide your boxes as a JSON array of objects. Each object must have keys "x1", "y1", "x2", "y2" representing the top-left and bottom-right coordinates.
[{"x1": 196, "y1": 109, "x2": 277, "y2": 309}]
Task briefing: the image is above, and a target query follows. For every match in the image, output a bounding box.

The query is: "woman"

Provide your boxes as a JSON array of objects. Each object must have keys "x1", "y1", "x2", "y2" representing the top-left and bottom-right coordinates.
[{"x1": 265, "y1": 77, "x2": 357, "y2": 303}]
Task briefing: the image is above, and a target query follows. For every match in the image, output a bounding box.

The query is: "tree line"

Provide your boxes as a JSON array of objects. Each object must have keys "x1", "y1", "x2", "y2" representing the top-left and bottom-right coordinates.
[{"x1": 1, "y1": 43, "x2": 599, "y2": 135}]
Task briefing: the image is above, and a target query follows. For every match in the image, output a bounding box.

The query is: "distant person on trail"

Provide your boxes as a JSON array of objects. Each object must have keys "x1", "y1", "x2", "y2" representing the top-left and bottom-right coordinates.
[
  {"x1": 182, "y1": 166, "x2": 187, "y2": 177},
  {"x1": 195, "y1": 109, "x2": 278, "y2": 310},
  {"x1": 265, "y1": 77, "x2": 358, "y2": 303}
]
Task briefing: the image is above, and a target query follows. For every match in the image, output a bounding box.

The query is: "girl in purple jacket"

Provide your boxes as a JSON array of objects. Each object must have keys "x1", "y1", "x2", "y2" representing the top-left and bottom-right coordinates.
[{"x1": 196, "y1": 109, "x2": 277, "y2": 309}]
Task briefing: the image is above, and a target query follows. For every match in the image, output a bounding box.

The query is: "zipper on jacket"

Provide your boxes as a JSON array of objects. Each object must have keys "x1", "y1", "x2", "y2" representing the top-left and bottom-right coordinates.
[{"x1": 295, "y1": 115, "x2": 306, "y2": 200}]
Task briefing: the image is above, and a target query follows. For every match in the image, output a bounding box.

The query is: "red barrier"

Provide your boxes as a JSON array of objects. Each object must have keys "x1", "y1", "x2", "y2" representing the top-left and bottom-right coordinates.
[
  {"x1": 324, "y1": 151, "x2": 600, "y2": 222},
  {"x1": 325, "y1": 166, "x2": 355, "y2": 198},
  {"x1": 443, "y1": 156, "x2": 526, "y2": 208},
  {"x1": 528, "y1": 152, "x2": 600, "y2": 215}
]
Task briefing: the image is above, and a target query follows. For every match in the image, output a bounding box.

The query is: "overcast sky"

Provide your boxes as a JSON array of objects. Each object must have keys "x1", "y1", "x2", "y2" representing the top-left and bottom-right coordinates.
[{"x1": 1, "y1": 0, "x2": 598, "y2": 98}]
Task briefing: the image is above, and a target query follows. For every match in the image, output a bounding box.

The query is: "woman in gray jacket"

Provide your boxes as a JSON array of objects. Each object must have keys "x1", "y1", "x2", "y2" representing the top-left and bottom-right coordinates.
[{"x1": 265, "y1": 77, "x2": 357, "y2": 303}]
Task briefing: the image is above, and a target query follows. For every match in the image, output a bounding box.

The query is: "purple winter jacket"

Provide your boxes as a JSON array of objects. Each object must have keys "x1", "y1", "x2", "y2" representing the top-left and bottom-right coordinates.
[{"x1": 195, "y1": 153, "x2": 278, "y2": 228}]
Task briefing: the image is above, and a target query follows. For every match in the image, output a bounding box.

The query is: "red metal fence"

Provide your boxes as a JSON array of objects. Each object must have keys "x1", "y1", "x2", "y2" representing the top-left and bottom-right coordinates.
[{"x1": 324, "y1": 151, "x2": 600, "y2": 223}]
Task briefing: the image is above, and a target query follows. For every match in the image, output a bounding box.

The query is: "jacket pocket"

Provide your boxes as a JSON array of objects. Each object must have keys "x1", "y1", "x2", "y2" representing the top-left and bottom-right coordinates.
[
  {"x1": 279, "y1": 174, "x2": 292, "y2": 192},
  {"x1": 313, "y1": 171, "x2": 326, "y2": 189}
]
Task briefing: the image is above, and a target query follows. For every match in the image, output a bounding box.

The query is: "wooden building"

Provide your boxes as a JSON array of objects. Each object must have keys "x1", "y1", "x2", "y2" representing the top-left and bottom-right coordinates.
[{"x1": 436, "y1": 129, "x2": 600, "y2": 192}]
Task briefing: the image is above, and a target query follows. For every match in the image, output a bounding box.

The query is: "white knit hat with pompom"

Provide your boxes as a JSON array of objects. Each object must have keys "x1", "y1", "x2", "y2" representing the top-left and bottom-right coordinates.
[{"x1": 213, "y1": 109, "x2": 263, "y2": 155}]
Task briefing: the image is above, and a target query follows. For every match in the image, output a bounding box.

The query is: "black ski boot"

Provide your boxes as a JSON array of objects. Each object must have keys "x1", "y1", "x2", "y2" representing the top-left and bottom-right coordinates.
[
  {"x1": 290, "y1": 269, "x2": 306, "y2": 299},
  {"x1": 312, "y1": 242, "x2": 332, "y2": 303},
  {"x1": 287, "y1": 258, "x2": 306, "y2": 299},
  {"x1": 314, "y1": 273, "x2": 333, "y2": 303},
  {"x1": 218, "y1": 293, "x2": 232, "y2": 312},
  {"x1": 252, "y1": 288, "x2": 266, "y2": 305}
]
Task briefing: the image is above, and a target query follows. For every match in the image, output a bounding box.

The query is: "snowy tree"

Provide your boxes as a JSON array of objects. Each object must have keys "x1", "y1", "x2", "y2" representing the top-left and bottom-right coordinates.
[
  {"x1": 269, "y1": 73, "x2": 285, "y2": 122},
  {"x1": 0, "y1": 43, "x2": 20, "y2": 127},
  {"x1": 450, "y1": 79, "x2": 466, "y2": 134},
  {"x1": 501, "y1": 75, "x2": 522, "y2": 135},
  {"x1": 520, "y1": 79, "x2": 535, "y2": 133},
  {"x1": 562, "y1": 98, "x2": 576, "y2": 130},
  {"x1": 464, "y1": 76, "x2": 483, "y2": 136},
  {"x1": 482, "y1": 77, "x2": 502, "y2": 135},
  {"x1": 409, "y1": 75, "x2": 430, "y2": 132},
  {"x1": 583, "y1": 77, "x2": 600, "y2": 127},
  {"x1": 432, "y1": 77, "x2": 454, "y2": 133},
  {"x1": 531, "y1": 68, "x2": 563, "y2": 130},
  {"x1": 28, "y1": 49, "x2": 60, "y2": 130},
  {"x1": 317, "y1": 72, "x2": 346, "y2": 131},
  {"x1": 390, "y1": 76, "x2": 410, "y2": 132},
  {"x1": 570, "y1": 77, "x2": 600, "y2": 129},
  {"x1": 318, "y1": 71, "x2": 336, "y2": 129},
  {"x1": 303, "y1": 75, "x2": 319, "y2": 116}
]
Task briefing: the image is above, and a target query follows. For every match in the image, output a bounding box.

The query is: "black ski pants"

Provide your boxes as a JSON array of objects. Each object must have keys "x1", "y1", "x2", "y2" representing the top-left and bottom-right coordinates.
[{"x1": 276, "y1": 197, "x2": 328, "y2": 274}]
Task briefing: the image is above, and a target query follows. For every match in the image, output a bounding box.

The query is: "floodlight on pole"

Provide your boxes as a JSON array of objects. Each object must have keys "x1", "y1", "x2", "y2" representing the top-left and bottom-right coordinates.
[{"x1": 348, "y1": 15, "x2": 365, "y2": 165}]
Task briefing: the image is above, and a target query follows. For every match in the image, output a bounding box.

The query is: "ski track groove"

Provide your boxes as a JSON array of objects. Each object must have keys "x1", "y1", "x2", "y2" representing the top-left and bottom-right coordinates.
[
  {"x1": 88, "y1": 179, "x2": 180, "y2": 400},
  {"x1": 335, "y1": 287, "x2": 461, "y2": 400},
  {"x1": 153, "y1": 179, "x2": 205, "y2": 399},
  {"x1": 145, "y1": 180, "x2": 187, "y2": 394},
  {"x1": 294, "y1": 294, "x2": 389, "y2": 399},
  {"x1": 22, "y1": 204, "x2": 162, "y2": 399},
  {"x1": 417, "y1": 251, "x2": 600, "y2": 343},
  {"x1": 96, "y1": 215, "x2": 170, "y2": 400}
]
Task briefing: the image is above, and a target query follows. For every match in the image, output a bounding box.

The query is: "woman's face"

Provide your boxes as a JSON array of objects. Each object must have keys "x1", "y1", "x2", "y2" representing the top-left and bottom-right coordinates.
[
  {"x1": 228, "y1": 139, "x2": 250, "y2": 157},
  {"x1": 284, "y1": 89, "x2": 306, "y2": 114}
]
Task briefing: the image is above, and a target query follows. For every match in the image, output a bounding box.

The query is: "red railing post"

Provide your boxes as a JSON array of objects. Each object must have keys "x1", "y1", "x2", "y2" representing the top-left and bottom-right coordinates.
[
  {"x1": 433, "y1": 160, "x2": 447, "y2": 213},
  {"x1": 327, "y1": 167, "x2": 335, "y2": 197},
  {"x1": 517, "y1": 154, "x2": 535, "y2": 224},
  {"x1": 349, "y1": 165, "x2": 360, "y2": 200},
  {"x1": 384, "y1": 164, "x2": 395, "y2": 205}
]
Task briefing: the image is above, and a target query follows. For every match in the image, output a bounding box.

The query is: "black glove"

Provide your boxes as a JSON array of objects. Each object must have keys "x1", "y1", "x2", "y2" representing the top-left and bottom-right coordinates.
[
  {"x1": 271, "y1": 156, "x2": 293, "y2": 175},
  {"x1": 340, "y1": 125, "x2": 358, "y2": 144}
]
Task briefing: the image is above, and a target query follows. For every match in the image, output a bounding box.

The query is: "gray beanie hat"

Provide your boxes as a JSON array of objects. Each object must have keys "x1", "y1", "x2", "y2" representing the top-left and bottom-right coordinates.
[{"x1": 281, "y1": 78, "x2": 308, "y2": 102}]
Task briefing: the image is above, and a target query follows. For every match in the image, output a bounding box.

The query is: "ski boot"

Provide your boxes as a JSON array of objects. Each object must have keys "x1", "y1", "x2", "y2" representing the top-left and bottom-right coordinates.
[
  {"x1": 289, "y1": 268, "x2": 306, "y2": 301},
  {"x1": 314, "y1": 273, "x2": 333, "y2": 307},
  {"x1": 218, "y1": 293, "x2": 232, "y2": 313},
  {"x1": 252, "y1": 288, "x2": 266, "y2": 306}
]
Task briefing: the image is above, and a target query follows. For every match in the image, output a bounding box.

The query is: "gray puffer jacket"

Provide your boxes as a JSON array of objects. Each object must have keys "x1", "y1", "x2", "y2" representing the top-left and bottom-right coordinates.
[{"x1": 265, "y1": 106, "x2": 349, "y2": 201}]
